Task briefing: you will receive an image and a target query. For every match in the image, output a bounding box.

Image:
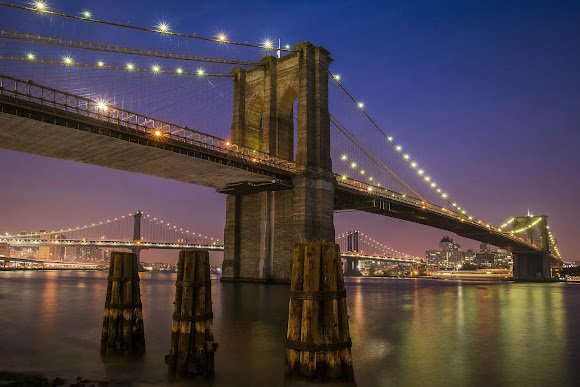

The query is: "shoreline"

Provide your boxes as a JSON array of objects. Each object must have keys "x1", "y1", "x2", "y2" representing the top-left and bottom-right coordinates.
[{"x1": 0, "y1": 371, "x2": 108, "y2": 387}]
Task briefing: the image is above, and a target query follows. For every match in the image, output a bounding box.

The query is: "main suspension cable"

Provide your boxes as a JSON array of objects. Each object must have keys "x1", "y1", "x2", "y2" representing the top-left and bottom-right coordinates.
[{"x1": 0, "y1": 30, "x2": 262, "y2": 66}]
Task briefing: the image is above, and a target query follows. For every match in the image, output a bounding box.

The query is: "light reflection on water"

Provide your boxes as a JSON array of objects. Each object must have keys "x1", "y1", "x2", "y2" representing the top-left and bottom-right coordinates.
[{"x1": 0, "y1": 271, "x2": 579, "y2": 386}]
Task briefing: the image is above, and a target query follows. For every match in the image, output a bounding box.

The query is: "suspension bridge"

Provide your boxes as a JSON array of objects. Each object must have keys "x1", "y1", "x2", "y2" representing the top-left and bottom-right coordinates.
[
  {"x1": 0, "y1": 210, "x2": 422, "y2": 267},
  {"x1": 0, "y1": 1, "x2": 562, "y2": 282}
]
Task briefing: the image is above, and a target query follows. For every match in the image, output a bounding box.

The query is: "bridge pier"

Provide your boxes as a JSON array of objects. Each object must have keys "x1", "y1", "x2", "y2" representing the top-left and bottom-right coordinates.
[
  {"x1": 221, "y1": 42, "x2": 335, "y2": 283},
  {"x1": 344, "y1": 258, "x2": 361, "y2": 277},
  {"x1": 513, "y1": 253, "x2": 552, "y2": 281}
]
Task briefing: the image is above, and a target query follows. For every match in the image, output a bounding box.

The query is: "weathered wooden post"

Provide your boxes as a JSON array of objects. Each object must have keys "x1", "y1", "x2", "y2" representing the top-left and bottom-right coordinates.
[
  {"x1": 286, "y1": 242, "x2": 354, "y2": 381},
  {"x1": 100, "y1": 251, "x2": 145, "y2": 358},
  {"x1": 166, "y1": 250, "x2": 217, "y2": 379}
]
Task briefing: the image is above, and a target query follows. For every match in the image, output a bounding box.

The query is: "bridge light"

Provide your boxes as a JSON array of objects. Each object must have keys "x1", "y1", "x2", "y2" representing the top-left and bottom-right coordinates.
[
  {"x1": 424, "y1": 176, "x2": 431, "y2": 182},
  {"x1": 225, "y1": 141, "x2": 231, "y2": 146},
  {"x1": 387, "y1": 136, "x2": 393, "y2": 142},
  {"x1": 262, "y1": 39, "x2": 274, "y2": 49},
  {"x1": 340, "y1": 175, "x2": 348, "y2": 181},
  {"x1": 350, "y1": 162, "x2": 357, "y2": 168},
  {"x1": 196, "y1": 68, "x2": 206, "y2": 76},
  {"x1": 357, "y1": 102, "x2": 364, "y2": 109},
  {"x1": 126, "y1": 63, "x2": 135, "y2": 71},
  {"x1": 176, "y1": 67, "x2": 183, "y2": 74},
  {"x1": 95, "y1": 100, "x2": 108, "y2": 111},
  {"x1": 410, "y1": 162, "x2": 417, "y2": 168},
  {"x1": 154, "y1": 130, "x2": 162, "y2": 137},
  {"x1": 430, "y1": 182, "x2": 436, "y2": 188},
  {"x1": 285, "y1": 44, "x2": 291, "y2": 50},
  {"x1": 360, "y1": 170, "x2": 365, "y2": 175},
  {"x1": 151, "y1": 64, "x2": 161, "y2": 73},
  {"x1": 156, "y1": 21, "x2": 171, "y2": 33},
  {"x1": 81, "y1": 10, "x2": 92, "y2": 19},
  {"x1": 33, "y1": 1, "x2": 48, "y2": 12},
  {"x1": 403, "y1": 154, "x2": 410, "y2": 160},
  {"x1": 216, "y1": 33, "x2": 228, "y2": 42},
  {"x1": 367, "y1": 187, "x2": 373, "y2": 192},
  {"x1": 340, "y1": 154, "x2": 348, "y2": 161},
  {"x1": 395, "y1": 145, "x2": 402, "y2": 152},
  {"x1": 26, "y1": 52, "x2": 36, "y2": 61},
  {"x1": 97, "y1": 61, "x2": 105, "y2": 67},
  {"x1": 62, "y1": 56, "x2": 73, "y2": 65},
  {"x1": 333, "y1": 73, "x2": 341, "y2": 82},
  {"x1": 442, "y1": 193, "x2": 448, "y2": 198}
]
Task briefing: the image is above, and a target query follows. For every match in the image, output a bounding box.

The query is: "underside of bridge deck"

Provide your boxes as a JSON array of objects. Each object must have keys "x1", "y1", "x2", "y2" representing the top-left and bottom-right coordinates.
[{"x1": 0, "y1": 101, "x2": 291, "y2": 190}]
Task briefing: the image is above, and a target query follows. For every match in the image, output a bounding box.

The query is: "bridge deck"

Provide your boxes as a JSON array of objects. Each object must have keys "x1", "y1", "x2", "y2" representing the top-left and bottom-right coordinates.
[
  {"x1": 335, "y1": 183, "x2": 553, "y2": 257},
  {"x1": 0, "y1": 97, "x2": 292, "y2": 190}
]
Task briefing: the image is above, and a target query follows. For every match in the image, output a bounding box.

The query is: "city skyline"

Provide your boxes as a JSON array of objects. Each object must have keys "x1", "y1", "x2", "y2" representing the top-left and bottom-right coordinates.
[{"x1": 1, "y1": 0, "x2": 578, "y2": 262}]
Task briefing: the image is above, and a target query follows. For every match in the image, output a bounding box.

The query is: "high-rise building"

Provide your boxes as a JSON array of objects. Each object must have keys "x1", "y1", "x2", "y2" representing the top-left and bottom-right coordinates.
[
  {"x1": 425, "y1": 236, "x2": 464, "y2": 270},
  {"x1": 37, "y1": 233, "x2": 66, "y2": 261},
  {"x1": 77, "y1": 246, "x2": 103, "y2": 262},
  {"x1": 426, "y1": 236, "x2": 512, "y2": 271}
]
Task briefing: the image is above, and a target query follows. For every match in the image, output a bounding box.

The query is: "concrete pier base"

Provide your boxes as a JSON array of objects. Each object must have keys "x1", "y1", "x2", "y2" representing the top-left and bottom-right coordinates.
[
  {"x1": 344, "y1": 258, "x2": 362, "y2": 277},
  {"x1": 513, "y1": 253, "x2": 552, "y2": 281}
]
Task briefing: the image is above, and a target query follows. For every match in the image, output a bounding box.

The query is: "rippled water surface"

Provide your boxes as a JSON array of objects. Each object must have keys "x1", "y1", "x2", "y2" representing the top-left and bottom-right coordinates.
[{"x1": 1, "y1": 271, "x2": 579, "y2": 386}]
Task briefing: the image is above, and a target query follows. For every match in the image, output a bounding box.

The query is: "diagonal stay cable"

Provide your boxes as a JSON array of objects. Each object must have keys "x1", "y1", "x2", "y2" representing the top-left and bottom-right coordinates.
[{"x1": 330, "y1": 114, "x2": 424, "y2": 200}]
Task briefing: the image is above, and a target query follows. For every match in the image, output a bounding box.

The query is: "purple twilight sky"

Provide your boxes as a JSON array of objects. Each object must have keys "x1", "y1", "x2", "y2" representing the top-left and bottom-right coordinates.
[{"x1": 0, "y1": 0, "x2": 579, "y2": 263}]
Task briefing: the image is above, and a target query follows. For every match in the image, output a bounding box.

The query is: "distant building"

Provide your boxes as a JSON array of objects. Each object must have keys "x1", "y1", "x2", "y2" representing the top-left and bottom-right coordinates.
[
  {"x1": 425, "y1": 236, "x2": 463, "y2": 270},
  {"x1": 37, "y1": 233, "x2": 66, "y2": 261},
  {"x1": 426, "y1": 236, "x2": 512, "y2": 271},
  {"x1": 77, "y1": 246, "x2": 103, "y2": 262}
]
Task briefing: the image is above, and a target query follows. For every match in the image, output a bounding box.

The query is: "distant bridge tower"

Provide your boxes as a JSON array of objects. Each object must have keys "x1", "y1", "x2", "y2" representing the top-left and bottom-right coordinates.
[
  {"x1": 132, "y1": 210, "x2": 142, "y2": 261},
  {"x1": 346, "y1": 230, "x2": 359, "y2": 253},
  {"x1": 511, "y1": 215, "x2": 552, "y2": 280},
  {"x1": 344, "y1": 230, "x2": 361, "y2": 276},
  {"x1": 221, "y1": 42, "x2": 335, "y2": 283}
]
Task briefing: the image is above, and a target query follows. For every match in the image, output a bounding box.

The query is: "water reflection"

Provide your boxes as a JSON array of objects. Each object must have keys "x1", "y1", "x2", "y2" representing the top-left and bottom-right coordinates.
[{"x1": 0, "y1": 273, "x2": 576, "y2": 386}]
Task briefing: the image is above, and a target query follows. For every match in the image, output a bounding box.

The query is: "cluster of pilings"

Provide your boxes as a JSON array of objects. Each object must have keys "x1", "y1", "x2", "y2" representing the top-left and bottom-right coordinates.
[
  {"x1": 100, "y1": 242, "x2": 354, "y2": 383},
  {"x1": 100, "y1": 250, "x2": 216, "y2": 381}
]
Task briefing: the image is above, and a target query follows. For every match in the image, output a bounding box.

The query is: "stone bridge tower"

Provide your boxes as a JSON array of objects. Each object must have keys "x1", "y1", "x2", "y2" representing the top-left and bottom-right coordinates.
[{"x1": 221, "y1": 42, "x2": 335, "y2": 282}]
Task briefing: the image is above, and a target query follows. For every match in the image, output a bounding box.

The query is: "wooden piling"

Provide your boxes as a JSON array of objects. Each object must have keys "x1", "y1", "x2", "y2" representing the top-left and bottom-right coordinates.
[
  {"x1": 166, "y1": 250, "x2": 217, "y2": 379},
  {"x1": 100, "y1": 252, "x2": 145, "y2": 358},
  {"x1": 285, "y1": 241, "x2": 354, "y2": 381}
]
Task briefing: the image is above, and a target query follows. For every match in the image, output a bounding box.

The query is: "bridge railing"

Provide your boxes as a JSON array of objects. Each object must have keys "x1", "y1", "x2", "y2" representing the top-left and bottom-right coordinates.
[
  {"x1": 337, "y1": 176, "x2": 544, "y2": 252},
  {"x1": 0, "y1": 74, "x2": 296, "y2": 173}
]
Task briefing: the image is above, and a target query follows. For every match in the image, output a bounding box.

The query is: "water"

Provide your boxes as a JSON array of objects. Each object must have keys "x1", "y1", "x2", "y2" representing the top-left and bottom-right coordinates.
[{"x1": 1, "y1": 271, "x2": 579, "y2": 386}]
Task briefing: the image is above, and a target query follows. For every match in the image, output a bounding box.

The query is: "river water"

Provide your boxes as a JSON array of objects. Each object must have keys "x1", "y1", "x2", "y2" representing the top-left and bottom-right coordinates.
[{"x1": 1, "y1": 271, "x2": 579, "y2": 386}]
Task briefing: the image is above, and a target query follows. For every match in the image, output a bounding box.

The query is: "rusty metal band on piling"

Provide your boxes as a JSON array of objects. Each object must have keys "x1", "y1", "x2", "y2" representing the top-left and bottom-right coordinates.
[
  {"x1": 288, "y1": 289, "x2": 346, "y2": 301},
  {"x1": 286, "y1": 339, "x2": 352, "y2": 352}
]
